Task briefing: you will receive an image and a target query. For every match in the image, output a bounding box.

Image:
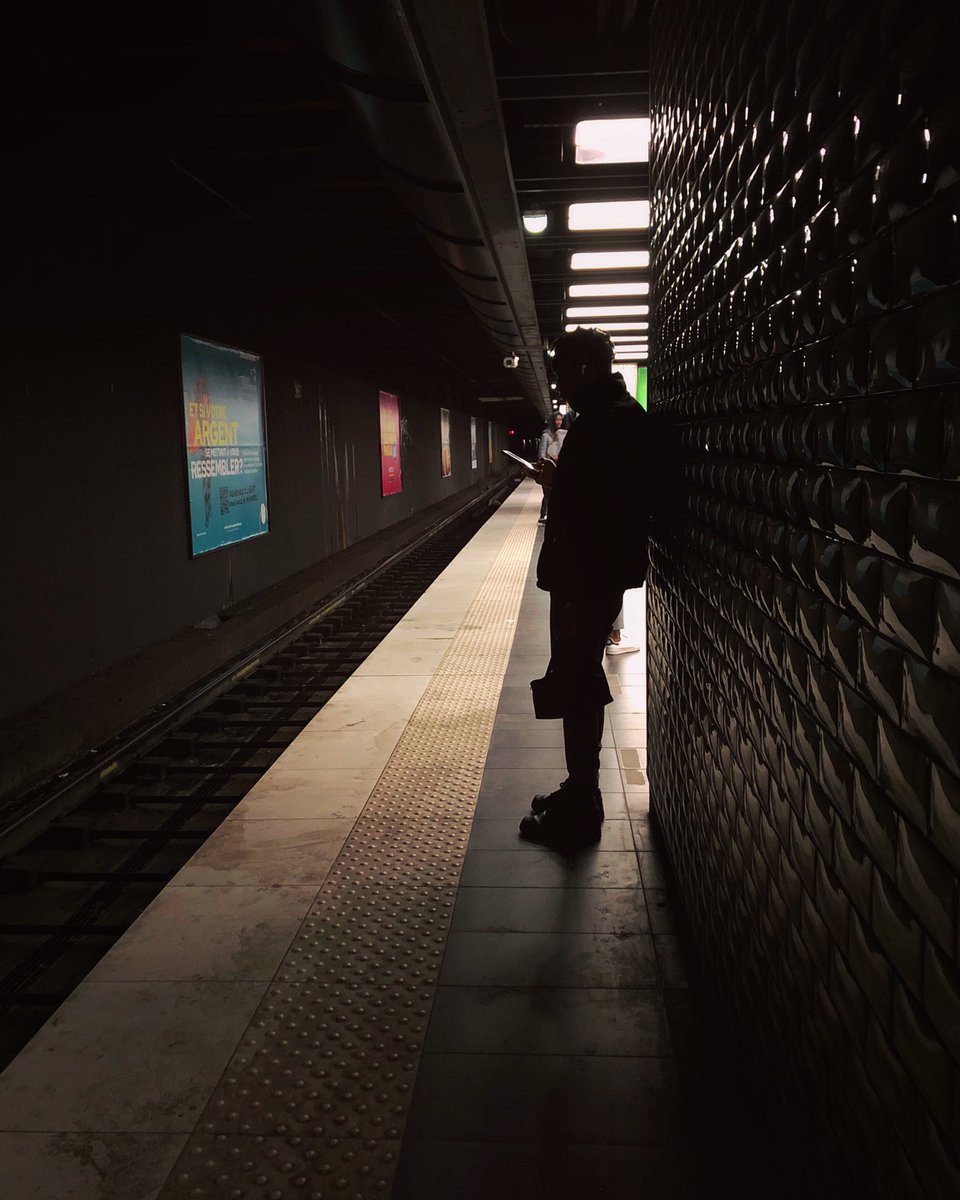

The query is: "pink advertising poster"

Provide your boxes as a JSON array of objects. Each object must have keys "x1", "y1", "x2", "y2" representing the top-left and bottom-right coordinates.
[
  {"x1": 440, "y1": 407, "x2": 452, "y2": 478},
  {"x1": 379, "y1": 390, "x2": 402, "y2": 496}
]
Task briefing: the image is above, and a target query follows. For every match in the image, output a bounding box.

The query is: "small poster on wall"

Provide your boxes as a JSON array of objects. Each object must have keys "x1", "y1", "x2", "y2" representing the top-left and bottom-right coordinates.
[
  {"x1": 488, "y1": 421, "x2": 494, "y2": 466},
  {"x1": 440, "y1": 407, "x2": 452, "y2": 477},
  {"x1": 180, "y1": 332, "x2": 269, "y2": 557},
  {"x1": 470, "y1": 417, "x2": 478, "y2": 469},
  {"x1": 379, "y1": 390, "x2": 402, "y2": 496}
]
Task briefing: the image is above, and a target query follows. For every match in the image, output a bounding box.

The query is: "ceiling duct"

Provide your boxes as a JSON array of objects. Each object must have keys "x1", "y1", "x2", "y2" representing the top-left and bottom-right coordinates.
[{"x1": 302, "y1": 0, "x2": 550, "y2": 414}]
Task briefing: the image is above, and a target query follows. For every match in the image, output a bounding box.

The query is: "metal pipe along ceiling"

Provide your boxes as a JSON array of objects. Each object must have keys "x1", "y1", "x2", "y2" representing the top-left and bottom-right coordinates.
[{"x1": 306, "y1": 0, "x2": 549, "y2": 412}]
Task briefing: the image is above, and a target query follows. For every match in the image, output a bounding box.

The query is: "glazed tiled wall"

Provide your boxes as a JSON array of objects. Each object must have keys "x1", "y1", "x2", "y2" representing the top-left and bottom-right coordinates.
[{"x1": 648, "y1": 0, "x2": 959, "y2": 1194}]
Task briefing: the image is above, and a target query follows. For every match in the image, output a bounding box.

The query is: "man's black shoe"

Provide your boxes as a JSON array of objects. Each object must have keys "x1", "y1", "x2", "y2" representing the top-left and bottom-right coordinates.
[
  {"x1": 518, "y1": 801, "x2": 602, "y2": 851},
  {"x1": 531, "y1": 778, "x2": 604, "y2": 820}
]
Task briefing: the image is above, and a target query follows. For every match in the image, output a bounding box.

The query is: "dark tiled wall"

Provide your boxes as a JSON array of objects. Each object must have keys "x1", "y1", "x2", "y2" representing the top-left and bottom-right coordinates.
[{"x1": 648, "y1": 1, "x2": 960, "y2": 1194}]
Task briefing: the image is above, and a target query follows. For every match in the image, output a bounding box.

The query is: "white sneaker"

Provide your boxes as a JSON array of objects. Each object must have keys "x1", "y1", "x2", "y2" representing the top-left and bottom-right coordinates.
[{"x1": 606, "y1": 638, "x2": 640, "y2": 655}]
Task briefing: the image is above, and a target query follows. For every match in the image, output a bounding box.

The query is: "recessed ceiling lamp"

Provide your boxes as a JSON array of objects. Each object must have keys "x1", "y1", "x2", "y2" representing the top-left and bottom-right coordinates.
[
  {"x1": 568, "y1": 282, "x2": 649, "y2": 297},
  {"x1": 566, "y1": 304, "x2": 649, "y2": 318},
  {"x1": 571, "y1": 250, "x2": 649, "y2": 270},
  {"x1": 522, "y1": 210, "x2": 549, "y2": 234},
  {"x1": 575, "y1": 118, "x2": 650, "y2": 164},
  {"x1": 567, "y1": 200, "x2": 649, "y2": 230}
]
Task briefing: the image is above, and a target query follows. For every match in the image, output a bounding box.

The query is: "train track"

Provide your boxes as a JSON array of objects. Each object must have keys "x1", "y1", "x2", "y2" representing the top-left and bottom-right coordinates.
[{"x1": 0, "y1": 478, "x2": 517, "y2": 1069}]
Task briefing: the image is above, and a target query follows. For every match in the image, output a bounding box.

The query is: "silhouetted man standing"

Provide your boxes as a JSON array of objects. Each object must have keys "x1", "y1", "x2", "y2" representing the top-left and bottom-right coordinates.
[{"x1": 521, "y1": 328, "x2": 649, "y2": 850}]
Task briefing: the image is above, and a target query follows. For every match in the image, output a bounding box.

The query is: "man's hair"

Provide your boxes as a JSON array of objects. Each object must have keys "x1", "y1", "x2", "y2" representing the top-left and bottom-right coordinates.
[{"x1": 551, "y1": 327, "x2": 614, "y2": 370}]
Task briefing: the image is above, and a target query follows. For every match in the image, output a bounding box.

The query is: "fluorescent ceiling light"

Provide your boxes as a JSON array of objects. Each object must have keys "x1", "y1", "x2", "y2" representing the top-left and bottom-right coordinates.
[
  {"x1": 571, "y1": 250, "x2": 649, "y2": 270},
  {"x1": 575, "y1": 118, "x2": 650, "y2": 165},
  {"x1": 609, "y1": 333, "x2": 649, "y2": 342},
  {"x1": 568, "y1": 200, "x2": 649, "y2": 230},
  {"x1": 565, "y1": 322, "x2": 648, "y2": 332},
  {"x1": 568, "y1": 282, "x2": 649, "y2": 297},
  {"x1": 615, "y1": 348, "x2": 648, "y2": 358},
  {"x1": 566, "y1": 304, "x2": 649, "y2": 318},
  {"x1": 522, "y1": 210, "x2": 549, "y2": 234}
]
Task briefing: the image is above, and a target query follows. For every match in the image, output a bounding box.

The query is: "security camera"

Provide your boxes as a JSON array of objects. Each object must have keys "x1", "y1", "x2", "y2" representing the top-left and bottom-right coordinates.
[{"x1": 503, "y1": 354, "x2": 519, "y2": 369}]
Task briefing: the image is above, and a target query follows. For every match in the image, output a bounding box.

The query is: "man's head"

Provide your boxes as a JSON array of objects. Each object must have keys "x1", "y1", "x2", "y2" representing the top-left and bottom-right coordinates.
[
  {"x1": 553, "y1": 412, "x2": 564, "y2": 429},
  {"x1": 550, "y1": 327, "x2": 615, "y2": 410}
]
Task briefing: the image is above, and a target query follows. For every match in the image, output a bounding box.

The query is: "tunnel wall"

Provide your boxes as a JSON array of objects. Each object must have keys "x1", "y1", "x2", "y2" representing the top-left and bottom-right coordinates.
[
  {"x1": 648, "y1": 1, "x2": 959, "y2": 1195},
  {"x1": 2, "y1": 320, "x2": 507, "y2": 723}
]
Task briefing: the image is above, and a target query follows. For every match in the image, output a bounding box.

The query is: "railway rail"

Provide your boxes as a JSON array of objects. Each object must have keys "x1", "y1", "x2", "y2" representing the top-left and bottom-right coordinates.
[{"x1": 0, "y1": 477, "x2": 517, "y2": 1069}]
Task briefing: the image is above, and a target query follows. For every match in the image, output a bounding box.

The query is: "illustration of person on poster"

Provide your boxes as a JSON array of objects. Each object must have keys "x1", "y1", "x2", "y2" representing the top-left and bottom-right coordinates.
[{"x1": 470, "y1": 417, "x2": 478, "y2": 470}]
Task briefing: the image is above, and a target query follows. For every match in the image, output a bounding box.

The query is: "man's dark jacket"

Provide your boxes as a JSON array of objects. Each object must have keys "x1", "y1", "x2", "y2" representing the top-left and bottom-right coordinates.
[{"x1": 536, "y1": 373, "x2": 650, "y2": 599}]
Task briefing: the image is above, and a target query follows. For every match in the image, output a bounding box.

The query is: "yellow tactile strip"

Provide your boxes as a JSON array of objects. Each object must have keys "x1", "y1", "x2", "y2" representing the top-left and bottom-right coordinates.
[{"x1": 158, "y1": 490, "x2": 540, "y2": 1199}]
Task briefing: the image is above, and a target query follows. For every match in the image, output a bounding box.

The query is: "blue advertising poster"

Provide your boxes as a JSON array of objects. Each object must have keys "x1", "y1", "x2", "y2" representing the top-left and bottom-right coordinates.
[{"x1": 180, "y1": 333, "x2": 269, "y2": 556}]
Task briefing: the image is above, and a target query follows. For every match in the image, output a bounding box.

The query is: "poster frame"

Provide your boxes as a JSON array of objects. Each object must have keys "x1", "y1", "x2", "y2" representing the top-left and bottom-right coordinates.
[
  {"x1": 378, "y1": 389, "x2": 403, "y2": 497},
  {"x1": 440, "y1": 406, "x2": 452, "y2": 478},
  {"x1": 179, "y1": 330, "x2": 271, "y2": 560}
]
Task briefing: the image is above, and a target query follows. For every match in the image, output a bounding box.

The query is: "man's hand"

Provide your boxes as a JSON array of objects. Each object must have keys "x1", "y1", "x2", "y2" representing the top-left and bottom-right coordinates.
[{"x1": 535, "y1": 457, "x2": 557, "y2": 489}]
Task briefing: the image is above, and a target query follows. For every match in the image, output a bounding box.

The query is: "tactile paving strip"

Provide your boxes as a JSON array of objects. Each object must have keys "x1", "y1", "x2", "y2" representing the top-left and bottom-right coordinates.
[{"x1": 158, "y1": 490, "x2": 540, "y2": 1199}]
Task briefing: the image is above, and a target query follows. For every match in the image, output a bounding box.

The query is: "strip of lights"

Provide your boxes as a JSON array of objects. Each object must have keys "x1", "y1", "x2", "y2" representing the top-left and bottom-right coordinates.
[
  {"x1": 564, "y1": 322, "x2": 648, "y2": 333},
  {"x1": 566, "y1": 305, "x2": 649, "y2": 318},
  {"x1": 568, "y1": 200, "x2": 650, "y2": 230},
  {"x1": 571, "y1": 251, "x2": 649, "y2": 270},
  {"x1": 574, "y1": 118, "x2": 650, "y2": 165},
  {"x1": 567, "y1": 282, "x2": 649, "y2": 297}
]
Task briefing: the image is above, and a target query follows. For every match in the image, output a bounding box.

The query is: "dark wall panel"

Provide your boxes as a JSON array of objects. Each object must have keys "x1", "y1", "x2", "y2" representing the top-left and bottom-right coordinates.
[
  {"x1": 2, "y1": 320, "x2": 506, "y2": 722},
  {"x1": 649, "y1": 1, "x2": 959, "y2": 1194}
]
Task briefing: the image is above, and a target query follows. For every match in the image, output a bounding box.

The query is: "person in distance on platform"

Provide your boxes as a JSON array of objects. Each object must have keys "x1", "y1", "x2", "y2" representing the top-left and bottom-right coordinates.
[
  {"x1": 536, "y1": 411, "x2": 567, "y2": 524},
  {"x1": 523, "y1": 327, "x2": 650, "y2": 851}
]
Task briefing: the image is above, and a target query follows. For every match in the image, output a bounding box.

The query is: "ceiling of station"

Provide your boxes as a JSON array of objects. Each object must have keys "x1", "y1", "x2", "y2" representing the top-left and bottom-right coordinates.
[
  {"x1": 3, "y1": 1, "x2": 648, "y2": 431},
  {"x1": 487, "y1": 0, "x2": 651, "y2": 399}
]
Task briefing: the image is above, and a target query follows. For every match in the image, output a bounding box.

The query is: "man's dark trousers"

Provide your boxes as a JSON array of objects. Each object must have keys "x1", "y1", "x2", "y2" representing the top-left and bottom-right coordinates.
[{"x1": 548, "y1": 587, "x2": 623, "y2": 790}]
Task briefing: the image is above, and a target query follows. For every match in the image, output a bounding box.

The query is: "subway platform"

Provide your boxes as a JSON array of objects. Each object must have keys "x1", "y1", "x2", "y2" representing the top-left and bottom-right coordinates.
[{"x1": 0, "y1": 481, "x2": 728, "y2": 1200}]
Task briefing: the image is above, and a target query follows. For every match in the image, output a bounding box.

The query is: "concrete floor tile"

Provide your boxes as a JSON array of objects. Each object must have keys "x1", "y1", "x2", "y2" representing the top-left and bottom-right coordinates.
[
  {"x1": 473, "y1": 787, "x2": 628, "y2": 821},
  {"x1": 353, "y1": 637, "x2": 452, "y2": 676},
  {"x1": 638, "y1": 851, "x2": 670, "y2": 889},
  {"x1": 393, "y1": 1140, "x2": 699, "y2": 1200},
  {"x1": 0, "y1": 1132, "x2": 187, "y2": 1200},
  {"x1": 489, "y1": 726, "x2": 563, "y2": 748},
  {"x1": 173, "y1": 818, "x2": 354, "y2": 886},
  {"x1": 424, "y1": 986, "x2": 672, "y2": 1056},
  {"x1": 484, "y1": 746, "x2": 567, "y2": 770},
  {"x1": 495, "y1": 685, "x2": 537, "y2": 715},
  {"x1": 271, "y1": 725, "x2": 405, "y2": 771},
  {"x1": 0, "y1": 981, "x2": 264, "y2": 1132},
  {"x1": 451, "y1": 885, "x2": 648, "y2": 934},
  {"x1": 460, "y1": 848, "x2": 641, "y2": 889},
  {"x1": 303, "y1": 675, "x2": 431, "y2": 732},
  {"x1": 645, "y1": 890, "x2": 678, "y2": 934},
  {"x1": 655, "y1": 934, "x2": 692, "y2": 989},
  {"x1": 229, "y1": 767, "x2": 381, "y2": 820},
  {"x1": 609, "y1": 712, "x2": 647, "y2": 730},
  {"x1": 404, "y1": 1053, "x2": 681, "y2": 1144},
  {"x1": 468, "y1": 818, "x2": 635, "y2": 852},
  {"x1": 626, "y1": 791, "x2": 651, "y2": 816},
  {"x1": 439, "y1": 931, "x2": 658, "y2": 987},
  {"x1": 87, "y1": 885, "x2": 317, "y2": 982}
]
